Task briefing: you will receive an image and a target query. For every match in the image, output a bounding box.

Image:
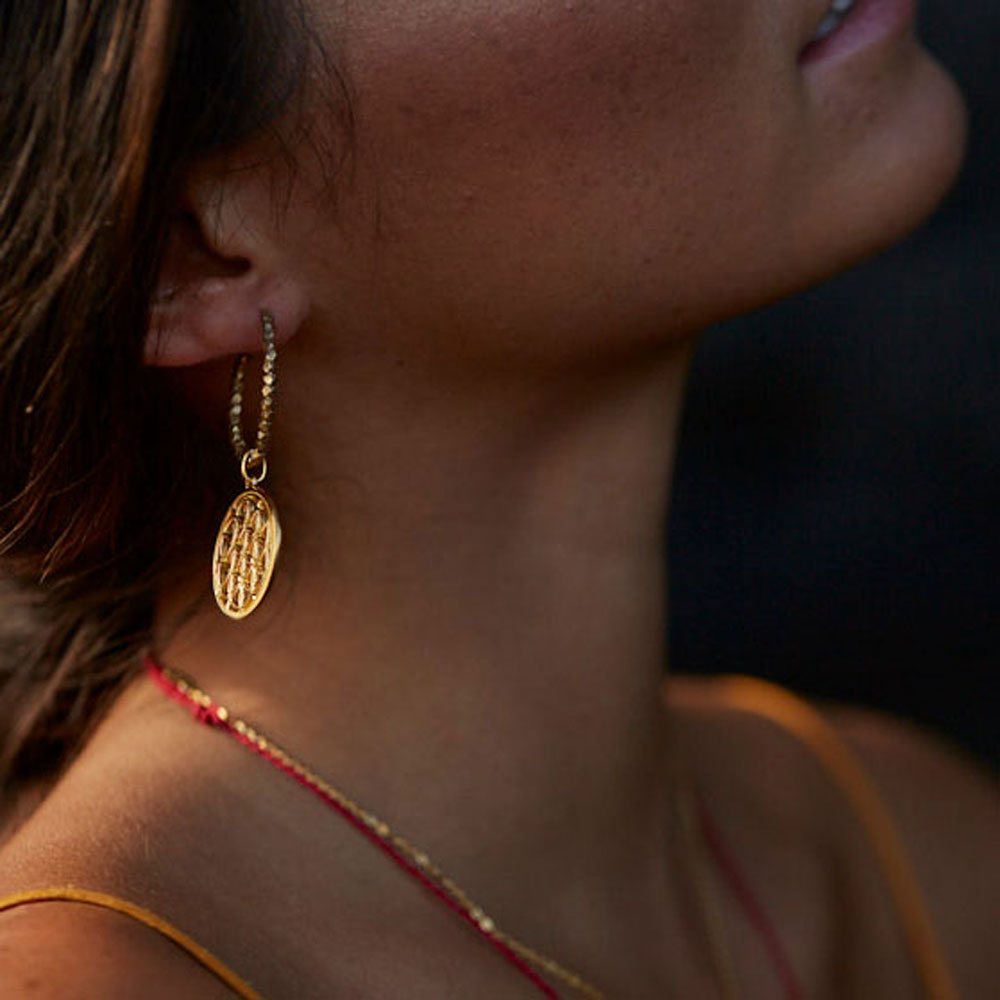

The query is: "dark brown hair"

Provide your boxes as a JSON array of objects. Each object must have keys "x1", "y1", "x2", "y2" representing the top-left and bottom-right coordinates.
[{"x1": 0, "y1": 0, "x2": 328, "y2": 831}]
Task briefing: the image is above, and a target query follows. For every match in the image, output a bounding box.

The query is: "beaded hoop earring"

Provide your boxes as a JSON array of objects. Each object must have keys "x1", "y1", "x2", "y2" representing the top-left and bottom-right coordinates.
[{"x1": 211, "y1": 311, "x2": 282, "y2": 620}]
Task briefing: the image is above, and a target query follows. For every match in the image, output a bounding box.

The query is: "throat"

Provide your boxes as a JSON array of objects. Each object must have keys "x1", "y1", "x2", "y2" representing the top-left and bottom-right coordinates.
[{"x1": 149, "y1": 340, "x2": 696, "y2": 973}]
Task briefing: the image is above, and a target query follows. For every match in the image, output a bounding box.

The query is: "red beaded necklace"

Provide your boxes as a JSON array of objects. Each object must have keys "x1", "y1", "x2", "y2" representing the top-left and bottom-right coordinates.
[{"x1": 146, "y1": 655, "x2": 804, "y2": 999}]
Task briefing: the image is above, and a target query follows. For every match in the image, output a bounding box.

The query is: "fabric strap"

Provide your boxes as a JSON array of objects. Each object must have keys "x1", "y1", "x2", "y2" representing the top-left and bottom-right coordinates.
[
  {"x1": 0, "y1": 885, "x2": 261, "y2": 998},
  {"x1": 708, "y1": 675, "x2": 961, "y2": 1000}
]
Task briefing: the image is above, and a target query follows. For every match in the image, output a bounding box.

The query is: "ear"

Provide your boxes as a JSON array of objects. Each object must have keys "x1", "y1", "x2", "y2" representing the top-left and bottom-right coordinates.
[{"x1": 146, "y1": 170, "x2": 310, "y2": 367}]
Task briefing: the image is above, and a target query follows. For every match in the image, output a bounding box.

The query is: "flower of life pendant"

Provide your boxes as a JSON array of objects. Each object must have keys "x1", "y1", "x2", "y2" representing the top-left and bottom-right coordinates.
[{"x1": 212, "y1": 476, "x2": 282, "y2": 619}]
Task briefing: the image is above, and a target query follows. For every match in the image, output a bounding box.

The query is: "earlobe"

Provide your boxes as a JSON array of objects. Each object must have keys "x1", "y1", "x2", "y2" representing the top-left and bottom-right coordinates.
[{"x1": 145, "y1": 181, "x2": 309, "y2": 368}]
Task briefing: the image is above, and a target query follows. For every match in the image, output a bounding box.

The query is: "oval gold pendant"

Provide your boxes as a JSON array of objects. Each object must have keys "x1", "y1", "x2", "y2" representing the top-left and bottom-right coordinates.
[{"x1": 212, "y1": 489, "x2": 282, "y2": 620}]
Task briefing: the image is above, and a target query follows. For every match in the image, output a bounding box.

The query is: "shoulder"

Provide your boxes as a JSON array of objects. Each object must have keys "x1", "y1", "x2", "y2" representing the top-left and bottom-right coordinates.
[
  {"x1": 824, "y1": 701, "x2": 998, "y2": 834},
  {"x1": 669, "y1": 673, "x2": 998, "y2": 850},
  {"x1": 669, "y1": 675, "x2": 1000, "y2": 997},
  {"x1": 825, "y1": 704, "x2": 1000, "y2": 998},
  {"x1": 825, "y1": 700, "x2": 999, "y2": 849},
  {"x1": 0, "y1": 893, "x2": 241, "y2": 999}
]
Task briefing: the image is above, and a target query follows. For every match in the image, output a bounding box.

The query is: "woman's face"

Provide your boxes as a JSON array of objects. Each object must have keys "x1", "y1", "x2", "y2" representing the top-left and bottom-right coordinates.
[{"x1": 290, "y1": 0, "x2": 965, "y2": 363}]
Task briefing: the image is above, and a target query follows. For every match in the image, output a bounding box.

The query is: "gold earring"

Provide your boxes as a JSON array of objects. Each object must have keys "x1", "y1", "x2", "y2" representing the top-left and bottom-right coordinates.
[{"x1": 212, "y1": 311, "x2": 283, "y2": 619}]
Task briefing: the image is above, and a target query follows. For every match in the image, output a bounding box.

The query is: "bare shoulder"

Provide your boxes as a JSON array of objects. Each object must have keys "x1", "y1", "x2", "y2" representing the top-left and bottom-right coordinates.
[
  {"x1": 825, "y1": 704, "x2": 1000, "y2": 997},
  {"x1": 826, "y1": 703, "x2": 999, "y2": 907},
  {"x1": 0, "y1": 895, "x2": 240, "y2": 999},
  {"x1": 825, "y1": 701, "x2": 999, "y2": 853},
  {"x1": 668, "y1": 675, "x2": 999, "y2": 998}
]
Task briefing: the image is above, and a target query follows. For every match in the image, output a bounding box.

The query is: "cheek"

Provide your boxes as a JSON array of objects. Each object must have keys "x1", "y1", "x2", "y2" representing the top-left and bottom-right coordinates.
[
  {"x1": 316, "y1": 2, "x2": 942, "y2": 365},
  {"x1": 321, "y1": 1, "x2": 794, "y2": 340},
  {"x1": 344, "y1": 0, "x2": 769, "y2": 218}
]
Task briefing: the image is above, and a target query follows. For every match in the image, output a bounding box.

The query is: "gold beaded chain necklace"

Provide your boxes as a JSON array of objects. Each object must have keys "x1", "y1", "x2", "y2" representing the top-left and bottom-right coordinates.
[{"x1": 147, "y1": 660, "x2": 741, "y2": 1000}]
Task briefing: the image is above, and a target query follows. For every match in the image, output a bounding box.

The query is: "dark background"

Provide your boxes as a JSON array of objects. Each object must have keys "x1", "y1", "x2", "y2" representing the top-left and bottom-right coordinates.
[{"x1": 669, "y1": 2, "x2": 999, "y2": 768}]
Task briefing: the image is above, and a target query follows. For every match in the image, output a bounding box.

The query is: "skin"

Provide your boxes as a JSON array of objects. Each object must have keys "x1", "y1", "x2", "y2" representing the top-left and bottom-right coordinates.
[{"x1": 1, "y1": 0, "x2": 995, "y2": 997}]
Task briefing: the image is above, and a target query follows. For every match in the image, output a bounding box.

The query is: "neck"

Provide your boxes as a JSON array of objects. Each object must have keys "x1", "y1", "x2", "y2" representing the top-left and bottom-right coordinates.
[{"x1": 156, "y1": 332, "x2": 694, "y2": 933}]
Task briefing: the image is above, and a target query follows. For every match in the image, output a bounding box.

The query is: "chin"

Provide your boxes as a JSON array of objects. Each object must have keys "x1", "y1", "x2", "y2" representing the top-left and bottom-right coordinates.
[
  {"x1": 658, "y1": 50, "x2": 967, "y2": 339},
  {"x1": 793, "y1": 48, "x2": 968, "y2": 285}
]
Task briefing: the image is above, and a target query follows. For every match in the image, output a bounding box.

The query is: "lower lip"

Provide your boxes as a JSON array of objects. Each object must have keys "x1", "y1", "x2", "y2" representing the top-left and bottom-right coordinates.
[{"x1": 799, "y1": 0, "x2": 917, "y2": 67}]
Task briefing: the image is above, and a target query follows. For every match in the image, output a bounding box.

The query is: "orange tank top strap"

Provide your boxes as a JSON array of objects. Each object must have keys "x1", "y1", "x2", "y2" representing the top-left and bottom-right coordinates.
[
  {"x1": 0, "y1": 885, "x2": 262, "y2": 999},
  {"x1": 708, "y1": 675, "x2": 961, "y2": 1000}
]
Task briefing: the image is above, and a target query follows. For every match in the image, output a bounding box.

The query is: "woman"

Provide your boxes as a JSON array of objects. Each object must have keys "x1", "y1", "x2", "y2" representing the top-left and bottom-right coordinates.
[{"x1": 0, "y1": 1, "x2": 995, "y2": 997}]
